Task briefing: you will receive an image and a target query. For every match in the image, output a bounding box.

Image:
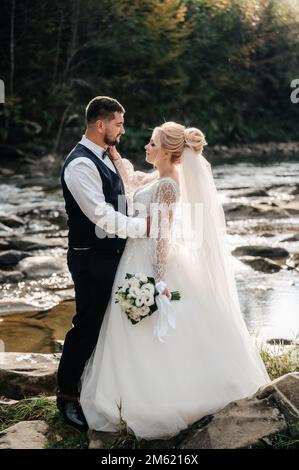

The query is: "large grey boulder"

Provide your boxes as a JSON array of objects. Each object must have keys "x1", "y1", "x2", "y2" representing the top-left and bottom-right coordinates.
[
  {"x1": 0, "y1": 421, "x2": 49, "y2": 449},
  {"x1": 9, "y1": 236, "x2": 66, "y2": 251},
  {"x1": 232, "y1": 245, "x2": 289, "y2": 259},
  {"x1": 0, "y1": 353, "x2": 60, "y2": 399},
  {"x1": 238, "y1": 256, "x2": 281, "y2": 273},
  {"x1": 0, "y1": 250, "x2": 30, "y2": 268},
  {"x1": 257, "y1": 372, "x2": 299, "y2": 431},
  {"x1": 17, "y1": 255, "x2": 67, "y2": 279},
  {"x1": 177, "y1": 396, "x2": 286, "y2": 449}
]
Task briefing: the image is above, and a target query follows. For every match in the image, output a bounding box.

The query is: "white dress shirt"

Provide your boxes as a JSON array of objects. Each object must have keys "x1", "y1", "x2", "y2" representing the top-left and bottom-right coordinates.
[{"x1": 64, "y1": 135, "x2": 146, "y2": 239}]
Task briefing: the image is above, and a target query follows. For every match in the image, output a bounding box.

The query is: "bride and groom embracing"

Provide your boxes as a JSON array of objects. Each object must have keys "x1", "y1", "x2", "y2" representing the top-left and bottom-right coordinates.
[{"x1": 56, "y1": 95, "x2": 270, "y2": 440}]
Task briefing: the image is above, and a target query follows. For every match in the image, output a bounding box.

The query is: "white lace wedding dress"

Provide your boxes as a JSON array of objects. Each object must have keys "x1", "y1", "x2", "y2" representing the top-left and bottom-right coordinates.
[{"x1": 80, "y1": 158, "x2": 270, "y2": 441}]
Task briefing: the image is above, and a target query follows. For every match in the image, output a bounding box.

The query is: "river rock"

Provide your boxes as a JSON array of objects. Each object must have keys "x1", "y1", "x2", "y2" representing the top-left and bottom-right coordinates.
[
  {"x1": 0, "y1": 269, "x2": 25, "y2": 283},
  {"x1": 0, "y1": 215, "x2": 25, "y2": 228},
  {"x1": 232, "y1": 188, "x2": 269, "y2": 198},
  {"x1": 0, "y1": 420, "x2": 49, "y2": 449},
  {"x1": 0, "y1": 239, "x2": 10, "y2": 250},
  {"x1": 238, "y1": 256, "x2": 281, "y2": 273},
  {"x1": 177, "y1": 395, "x2": 287, "y2": 449},
  {"x1": 257, "y1": 373, "x2": 299, "y2": 428},
  {"x1": 0, "y1": 250, "x2": 30, "y2": 268},
  {"x1": 0, "y1": 353, "x2": 60, "y2": 399},
  {"x1": 223, "y1": 203, "x2": 288, "y2": 221},
  {"x1": 232, "y1": 245, "x2": 289, "y2": 259},
  {"x1": 285, "y1": 253, "x2": 299, "y2": 270},
  {"x1": 0, "y1": 168, "x2": 15, "y2": 177},
  {"x1": 17, "y1": 255, "x2": 67, "y2": 279},
  {"x1": 9, "y1": 236, "x2": 66, "y2": 251},
  {"x1": 0, "y1": 222, "x2": 13, "y2": 235},
  {"x1": 280, "y1": 233, "x2": 299, "y2": 243}
]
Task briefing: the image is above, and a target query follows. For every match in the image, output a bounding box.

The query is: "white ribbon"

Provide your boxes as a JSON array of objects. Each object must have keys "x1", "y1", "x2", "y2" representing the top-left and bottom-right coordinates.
[{"x1": 154, "y1": 281, "x2": 176, "y2": 343}]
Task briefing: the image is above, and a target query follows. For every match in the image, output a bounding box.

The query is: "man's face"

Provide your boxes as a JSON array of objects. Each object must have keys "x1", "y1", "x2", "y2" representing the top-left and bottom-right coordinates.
[{"x1": 103, "y1": 112, "x2": 125, "y2": 146}]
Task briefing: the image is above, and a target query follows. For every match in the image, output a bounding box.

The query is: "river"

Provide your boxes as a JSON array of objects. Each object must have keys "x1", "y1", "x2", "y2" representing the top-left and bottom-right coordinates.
[{"x1": 0, "y1": 154, "x2": 299, "y2": 352}]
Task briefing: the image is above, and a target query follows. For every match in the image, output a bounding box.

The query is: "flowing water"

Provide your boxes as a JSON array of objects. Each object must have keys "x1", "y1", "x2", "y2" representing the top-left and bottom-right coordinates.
[{"x1": 0, "y1": 155, "x2": 299, "y2": 352}]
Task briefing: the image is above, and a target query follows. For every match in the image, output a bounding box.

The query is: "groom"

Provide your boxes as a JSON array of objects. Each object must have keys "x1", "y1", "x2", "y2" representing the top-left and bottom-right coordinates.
[{"x1": 57, "y1": 96, "x2": 150, "y2": 429}]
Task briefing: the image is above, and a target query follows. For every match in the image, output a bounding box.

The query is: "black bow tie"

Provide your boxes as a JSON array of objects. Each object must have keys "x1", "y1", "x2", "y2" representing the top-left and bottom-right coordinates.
[{"x1": 102, "y1": 149, "x2": 109, "y2": 160}]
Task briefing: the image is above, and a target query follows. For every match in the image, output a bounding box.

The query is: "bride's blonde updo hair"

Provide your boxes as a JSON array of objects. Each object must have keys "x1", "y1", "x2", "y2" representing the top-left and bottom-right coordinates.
[{"x1": 154, "y1": 121, "x2": 207, "y2": 164}]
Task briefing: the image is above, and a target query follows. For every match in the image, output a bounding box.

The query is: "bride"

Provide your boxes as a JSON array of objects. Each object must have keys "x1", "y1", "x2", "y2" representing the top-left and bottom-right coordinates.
[{"x1": 80, "y1": 121, "x2": 270, "y2": 441}]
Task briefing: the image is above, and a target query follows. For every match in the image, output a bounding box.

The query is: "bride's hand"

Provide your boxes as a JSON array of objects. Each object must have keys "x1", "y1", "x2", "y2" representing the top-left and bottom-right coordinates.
[
  {"x1": 108, "y1": 146, "x2": 121, "y2": 162},
  {"x1": 162, "y1": 288, "x2": 171, "y2": 300}
]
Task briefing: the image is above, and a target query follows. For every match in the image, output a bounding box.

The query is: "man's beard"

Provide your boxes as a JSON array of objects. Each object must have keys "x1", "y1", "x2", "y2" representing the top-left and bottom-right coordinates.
[{"x1": 104, "y1": 133, "x2": 120, "y2": 146}]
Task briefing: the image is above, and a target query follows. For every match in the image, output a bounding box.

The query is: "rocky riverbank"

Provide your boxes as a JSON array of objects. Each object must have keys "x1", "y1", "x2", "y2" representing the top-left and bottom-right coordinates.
[
  {"x1": 1, "y1": 146, "x2": 299, "y2": 349},
  {"x1": 0, "y1": 352, "x2": 298, "y2": 449}
]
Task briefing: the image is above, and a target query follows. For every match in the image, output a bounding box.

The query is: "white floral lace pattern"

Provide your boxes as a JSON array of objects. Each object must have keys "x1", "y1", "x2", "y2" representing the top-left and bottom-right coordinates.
[
  {"x1": 150, "y1": 179, "x2": 179, "y2": 282},
  {"x1": 114, "y1": 158, "x2": 159, "y2": 195}
]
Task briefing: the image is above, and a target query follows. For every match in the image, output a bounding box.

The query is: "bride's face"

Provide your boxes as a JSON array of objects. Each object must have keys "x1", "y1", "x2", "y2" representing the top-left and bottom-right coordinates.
[{"x1": 145, "y1": 130, "x2": 163, "y2": 165}]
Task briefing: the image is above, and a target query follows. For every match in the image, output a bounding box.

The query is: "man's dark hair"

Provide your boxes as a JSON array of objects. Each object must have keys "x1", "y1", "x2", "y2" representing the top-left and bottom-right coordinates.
[{"x1": 85, "y1": 96, "x2": 125, "y2": 124}]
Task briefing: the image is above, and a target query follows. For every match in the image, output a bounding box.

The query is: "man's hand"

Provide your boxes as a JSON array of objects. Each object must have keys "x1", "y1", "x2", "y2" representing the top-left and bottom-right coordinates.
[{"x1": 108, "y1": 146, "x2": 121, "y2": 162}]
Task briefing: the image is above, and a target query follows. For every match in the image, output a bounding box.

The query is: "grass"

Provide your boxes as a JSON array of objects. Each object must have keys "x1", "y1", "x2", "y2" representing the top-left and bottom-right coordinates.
[
  {"x1": 0, "y1": 396, "x2": 88, "y2": 449},
  {"x1": 0, "y1": 341, "x2": 298, "y2": 449},
  {"x1": 258, "y1": 339, "x2": 299, "y2": 380}
]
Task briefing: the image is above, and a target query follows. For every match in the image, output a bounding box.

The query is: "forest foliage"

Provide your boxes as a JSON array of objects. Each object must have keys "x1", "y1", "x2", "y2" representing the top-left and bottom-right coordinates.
[{"x1": 1, "y1": 0, "x2": 299, "y2": 154}]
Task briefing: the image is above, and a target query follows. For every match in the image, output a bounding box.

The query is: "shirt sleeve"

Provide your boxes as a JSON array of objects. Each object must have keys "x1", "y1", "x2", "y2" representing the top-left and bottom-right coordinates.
[{"x1": 64, "y1": 158, "x2": 147, "y2": 239}]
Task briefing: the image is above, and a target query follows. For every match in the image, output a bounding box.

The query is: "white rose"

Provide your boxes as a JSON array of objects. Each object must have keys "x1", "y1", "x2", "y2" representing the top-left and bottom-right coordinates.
[
  {"x1": 129, "y1": 286, "x2": 142, "y2": 298},
  {"x1": 129, "y1": 307, "x2": 141, "y2": 321},
  {"x1": 141, "y1": 283, "x2": 155, "y2": 295},
  {"x1": 121, "y1": 299, "x2": 134, "y2": 311},
  {"x1": 144, "y1": 294, "x2": 155, "y2": 306},
  {"x1": 128, "y1": 278, "x2": 141, "y2": 289},
  {"x1": 135, "y1": 296, "x2": 145, "y2": 307},
  {"x1": 135, "y1": 273, "x2": 148, "y2": 283},
  {"x1": 140, "y1": 306, "x2": 150, "y2": 317}
]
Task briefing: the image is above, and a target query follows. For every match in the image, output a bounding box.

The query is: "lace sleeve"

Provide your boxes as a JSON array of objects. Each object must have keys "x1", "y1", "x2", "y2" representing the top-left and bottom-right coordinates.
[
  {"x1": 113, "y1": 158, "x2": 159, "y2": 194},
  {"x1": 150, "y1": 179, "x2": 178, "y2": 282}
]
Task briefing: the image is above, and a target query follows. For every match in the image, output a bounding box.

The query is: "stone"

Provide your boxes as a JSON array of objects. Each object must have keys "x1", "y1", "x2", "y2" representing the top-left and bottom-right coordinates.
[
  {"x1": 0, "y1": 269, "x2": 25, "y2": 283},
  {"x1": 232, "y1": 188, "x2": 269, "y2": 198},
  {"x1": 232, "y1": 245, "x2": 289, "y2": 259},
  {"x1": 0, "y1": 215, "x2": 25, "y2": 228},
  {"x1": 9, "y1": 236, "x2": 66, "y2": 251},
  {"x1": 285, "y1": 253, "x2": 299, "y2": 270},
  {"x1": 0, "y1": 250, "x2": 30, "y2": 268},
  {"x1": 257, "y1": 373, "x2": 299, "y2": 419},
  {"x1": 17, "y1": 255, "x2": 67, "y2": 279},
  {"x1": 223, "y1": 203, "x2": 289, "y2": 221},
  {"x1": 88, "y1": 430, "x2": 119, "y2": 449},
  {"x1": 0, "y1": 352, "x2": 60, "y2": 399},
  {"x1": 177, "y1": 396, "x2": 287, "y2": 449},
  {"x1": 0, "y1": 420, "x2": 49, "y2": 449},
  {"x1": 280, "y1": 233, "x2": 299, "y2": 243},
  {"x1": 0, "y1": 239, "x2": 10, "y2": 250},
  {"x1": 238, "y1": 256, "x2": 281, "y2": 273}
]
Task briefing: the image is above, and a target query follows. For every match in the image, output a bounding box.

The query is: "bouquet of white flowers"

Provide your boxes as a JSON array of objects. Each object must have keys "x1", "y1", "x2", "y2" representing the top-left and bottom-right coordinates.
[{"x1": 115, "y1": 273, "x2": 180, "y2": 326}]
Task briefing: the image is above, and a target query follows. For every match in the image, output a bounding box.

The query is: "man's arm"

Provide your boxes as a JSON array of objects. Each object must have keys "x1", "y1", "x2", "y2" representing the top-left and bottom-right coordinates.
[{"x1": 64, "y1": 158, "x2": 147, "y2": 239}]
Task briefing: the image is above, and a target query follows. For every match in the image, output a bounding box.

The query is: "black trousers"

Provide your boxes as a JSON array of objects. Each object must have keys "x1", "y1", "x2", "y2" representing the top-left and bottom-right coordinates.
[{"x1": 57, "y1": 248, "x2": 123, "y2": 396}]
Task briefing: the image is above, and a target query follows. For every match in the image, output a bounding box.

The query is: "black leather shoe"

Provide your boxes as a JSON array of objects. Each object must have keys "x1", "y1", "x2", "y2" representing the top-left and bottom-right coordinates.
[{"x1": 56, "y1": 394, "x2": 88, "y2": 431}]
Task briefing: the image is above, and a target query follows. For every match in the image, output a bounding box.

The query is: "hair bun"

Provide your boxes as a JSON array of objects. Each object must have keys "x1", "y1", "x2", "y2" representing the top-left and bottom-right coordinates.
[{"x1": 184, "y1": 127, "x2": 207, "y2": 153}]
